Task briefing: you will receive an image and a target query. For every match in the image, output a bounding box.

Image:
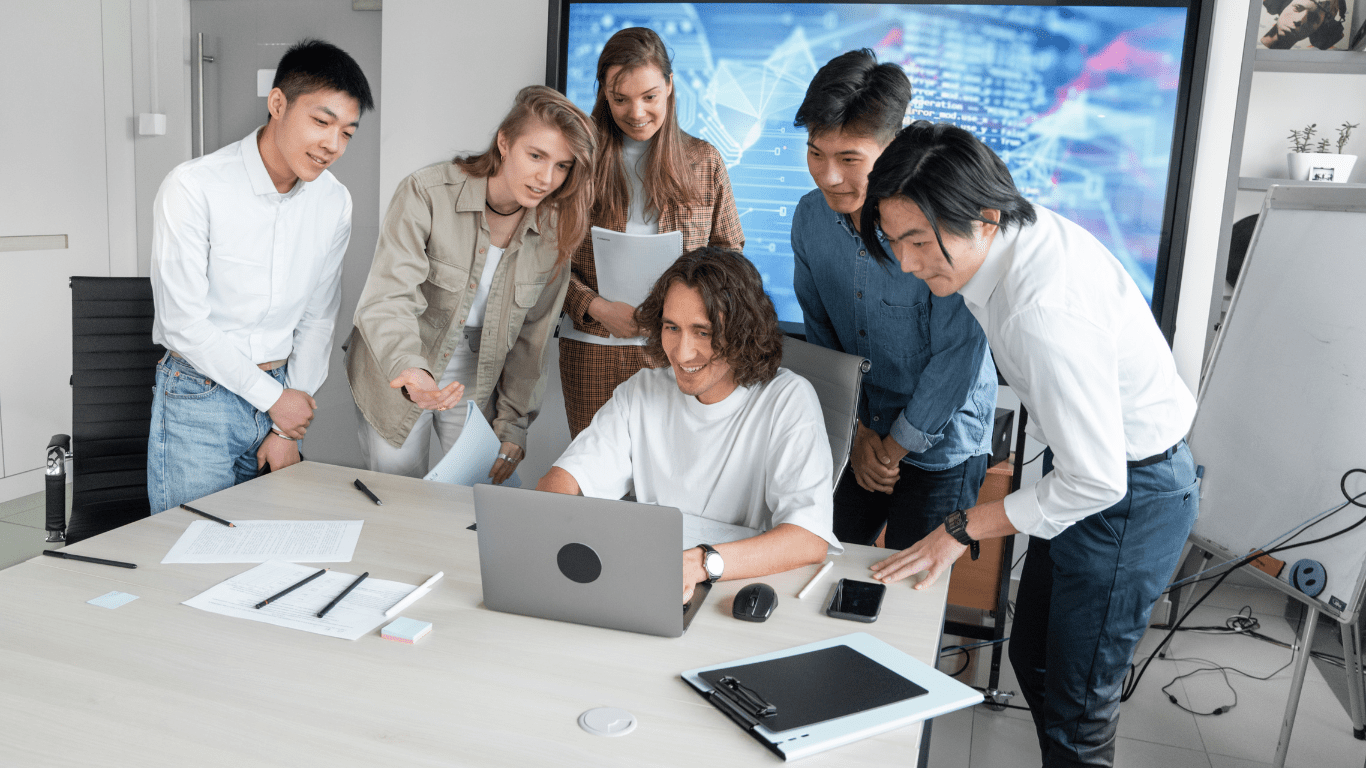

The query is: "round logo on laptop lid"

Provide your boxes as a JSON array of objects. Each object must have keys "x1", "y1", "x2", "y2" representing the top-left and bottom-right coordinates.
[{"x1": 557, "y1": 542, "x2": 602, "y2": 584}]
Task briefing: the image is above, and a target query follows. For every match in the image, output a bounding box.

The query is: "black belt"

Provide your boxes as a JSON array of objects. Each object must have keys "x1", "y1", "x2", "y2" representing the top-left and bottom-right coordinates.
[{"x1": 1128, "y1": 441, "x2": 1183, "y2": 469}]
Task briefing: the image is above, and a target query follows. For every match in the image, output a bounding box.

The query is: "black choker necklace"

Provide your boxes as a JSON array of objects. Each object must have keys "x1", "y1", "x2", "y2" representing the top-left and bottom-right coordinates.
[{"x1": 485, "y1": 199, "x2": 524, "y2": 217}]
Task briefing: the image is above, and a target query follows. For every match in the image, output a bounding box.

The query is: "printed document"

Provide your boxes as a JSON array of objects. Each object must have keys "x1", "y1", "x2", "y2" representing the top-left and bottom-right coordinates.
[
  {"x1": 591, "y1": 227, "x2": 684, "y2": 307},
  {"x1": 184, "y1": 560, "x2": 419, "y2": 640},
  {"x1": 422, "y1": 400, "x2": 521, "y2": 488},
  {"x1": 161, "y1": 520, "x2": 364, "y2": 564}
]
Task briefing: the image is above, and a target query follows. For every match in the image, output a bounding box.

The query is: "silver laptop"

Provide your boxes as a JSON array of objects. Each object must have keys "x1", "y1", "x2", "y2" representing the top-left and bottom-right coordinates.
[{"x1": 473, "y1": 484, "x2": 711, "y2": 638}]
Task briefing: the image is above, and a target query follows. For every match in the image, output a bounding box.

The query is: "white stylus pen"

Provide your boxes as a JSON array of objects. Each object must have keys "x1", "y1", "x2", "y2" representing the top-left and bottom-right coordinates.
[
  {"x1": 384, "y1": 571, "x2": 445, "y2": 617},
  {"x1": 796, "y1": 560, "x2": 835, "y2": 599}
]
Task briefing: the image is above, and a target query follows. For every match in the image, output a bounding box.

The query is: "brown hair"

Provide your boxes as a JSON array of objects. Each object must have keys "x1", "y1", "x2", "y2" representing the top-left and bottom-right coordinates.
[
  {"x1": 636, "y1": 248, "x2": 783, "y2": 388},
  {"x1": 455, "y1": 85, "x2": 597, "y2": 266},
  {"x1": 590, "y1": 27, "x2": 697, "y2": 224}
]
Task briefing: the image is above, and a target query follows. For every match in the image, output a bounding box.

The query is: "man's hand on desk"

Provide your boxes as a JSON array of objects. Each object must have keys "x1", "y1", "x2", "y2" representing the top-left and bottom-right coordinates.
[
  {"x1": 869, "y1": 526, "x2": 964, "y2": 590},
  {"x1": 851, "y1": 422, "x2": 900, "y2": 494},
  {"x1": 390, "y1": 367, "x2": 464, "y2": 411},
  {"x1": 269, "y1": 388, "x2": 316, "y2": 438},
  {"x1": 257, "y1": 432, "x2": 301, "y2": 472}
]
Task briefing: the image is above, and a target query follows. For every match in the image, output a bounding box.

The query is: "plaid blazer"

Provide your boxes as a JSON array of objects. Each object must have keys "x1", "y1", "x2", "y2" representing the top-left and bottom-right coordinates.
[
  {"x1": 562, "y1": 135, "x2": 745, "y2": 333},
  {"x1": 558, "y1": 135, "x2": 744, "y2": 435}
]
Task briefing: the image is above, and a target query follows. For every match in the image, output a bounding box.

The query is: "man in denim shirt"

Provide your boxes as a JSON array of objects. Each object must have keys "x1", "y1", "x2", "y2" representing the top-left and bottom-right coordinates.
[{"x1": 792, "y1": 49, "x2": 997, "y2": 549}]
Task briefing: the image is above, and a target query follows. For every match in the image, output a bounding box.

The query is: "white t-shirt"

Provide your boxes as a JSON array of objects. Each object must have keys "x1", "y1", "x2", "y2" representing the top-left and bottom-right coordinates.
[
  {"x1": 464, "y1": 243, "x2": 504, "y2": 327},
  {"x1": 554, "y1": 366, "x2": 843, "y2": 553}
]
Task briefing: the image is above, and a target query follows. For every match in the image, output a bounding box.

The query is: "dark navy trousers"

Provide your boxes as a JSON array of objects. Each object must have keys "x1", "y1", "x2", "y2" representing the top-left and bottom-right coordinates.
[{"x1": 1008, "y1": 442, "x2": 1198, "y2": 767}]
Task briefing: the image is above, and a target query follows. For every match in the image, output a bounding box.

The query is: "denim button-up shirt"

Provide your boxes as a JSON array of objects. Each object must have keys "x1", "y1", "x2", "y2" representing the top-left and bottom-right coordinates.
[{"x1": 792, "y1": 189, "x2": 997, "y2": 471}]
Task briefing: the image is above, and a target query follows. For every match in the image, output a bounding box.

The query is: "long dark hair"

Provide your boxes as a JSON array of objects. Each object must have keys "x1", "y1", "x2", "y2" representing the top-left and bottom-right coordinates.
[
  {"x1": 635, "y1": 248, "x2": 783, "y2": 388},
  {"x1": 589, "y1": 27, "x2": 697, "y2": 224},
  {"x1": 455, "y1": 86, "x2": 597, "y2": 266},
  {"x1": 861, "y1": 121, "x2": 1035, "y2": 265}
]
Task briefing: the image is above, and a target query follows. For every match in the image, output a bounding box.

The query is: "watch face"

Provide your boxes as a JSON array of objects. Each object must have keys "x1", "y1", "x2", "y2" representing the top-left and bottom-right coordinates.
[{"x1": 704, "y1": 550, "x2": 724, "y2": 580}]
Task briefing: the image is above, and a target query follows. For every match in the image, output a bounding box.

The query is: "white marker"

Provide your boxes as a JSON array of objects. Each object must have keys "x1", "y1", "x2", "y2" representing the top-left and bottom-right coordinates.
[
  {"x1": 384, "y1": 571, "x2": 444, "y2": 618},
  {"x1": 796, "y1": 561, "x2": 835, "y2": 599}
]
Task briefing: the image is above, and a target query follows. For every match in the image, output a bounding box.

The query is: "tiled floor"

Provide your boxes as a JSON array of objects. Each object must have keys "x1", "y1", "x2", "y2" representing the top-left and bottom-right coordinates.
[
  {"x1": 931, "y1": 580, "x2": 1366, "y2": 767},
  {"x1": 0, "y1": 487, "x2": 67, "y2": 570},
  {"x1": 4, "y1": 486, "x2": 1364, "y2": 767}
]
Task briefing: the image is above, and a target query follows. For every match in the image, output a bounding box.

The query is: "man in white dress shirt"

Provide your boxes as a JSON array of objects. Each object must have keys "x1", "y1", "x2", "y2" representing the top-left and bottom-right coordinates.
[
  {"x1": 859, "y1": 122, "x2": 1198, "y2": 768},
  {"x1": 147, "y1": 39, "x2": 373, "y2": 513},
  {"x1": 537, "y1": 248, "x2": 841, "y2": 602}
]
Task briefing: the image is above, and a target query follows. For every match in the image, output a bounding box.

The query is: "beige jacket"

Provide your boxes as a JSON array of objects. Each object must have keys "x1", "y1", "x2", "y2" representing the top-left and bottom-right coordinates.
[{"x1": 346, "y1": 162, "x2": 570, "y2": 450}]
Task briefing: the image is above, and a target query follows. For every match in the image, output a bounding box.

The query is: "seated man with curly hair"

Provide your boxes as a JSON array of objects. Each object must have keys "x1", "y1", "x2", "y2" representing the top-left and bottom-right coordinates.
[{"x1": 537, "y1": 247, "x2": 841, "y2": 601}]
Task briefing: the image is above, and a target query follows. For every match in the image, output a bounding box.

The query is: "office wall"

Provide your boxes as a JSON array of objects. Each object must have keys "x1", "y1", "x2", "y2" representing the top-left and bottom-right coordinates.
[{"x1": 0, "y1": 1, "x2": 145, "y2": 502}]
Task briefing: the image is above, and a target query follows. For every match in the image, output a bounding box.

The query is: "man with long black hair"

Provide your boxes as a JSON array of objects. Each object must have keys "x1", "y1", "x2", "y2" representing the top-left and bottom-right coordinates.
[{"x1": 861, "y1": 122, "x2": 1198, "y2": 768}]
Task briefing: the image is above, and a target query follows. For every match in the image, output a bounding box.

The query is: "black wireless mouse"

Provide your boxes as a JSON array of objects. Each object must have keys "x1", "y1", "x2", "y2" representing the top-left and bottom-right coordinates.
[{"x1": 733, "y1": 583, "x2": 778, "y2": 622}]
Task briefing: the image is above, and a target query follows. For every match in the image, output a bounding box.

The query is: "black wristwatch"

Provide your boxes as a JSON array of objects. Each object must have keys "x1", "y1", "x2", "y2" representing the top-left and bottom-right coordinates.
[
  {"x1": 697, "y1": 544, "x2": 725, "y2": 584},
  {"x1": 944, "y1": 510, "x2": 980, "y2": 561}
]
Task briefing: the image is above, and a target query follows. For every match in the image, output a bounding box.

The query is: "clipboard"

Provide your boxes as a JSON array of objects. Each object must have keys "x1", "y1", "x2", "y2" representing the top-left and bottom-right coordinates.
[{"x1": 681, "y1": 632, "x2": 981, "y2": 761}]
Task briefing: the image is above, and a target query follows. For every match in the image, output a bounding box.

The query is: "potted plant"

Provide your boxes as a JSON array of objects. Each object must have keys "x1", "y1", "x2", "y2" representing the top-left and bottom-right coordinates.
[{"x1": 1287, "y1": 121, "x2": 1359, "y2": 182}]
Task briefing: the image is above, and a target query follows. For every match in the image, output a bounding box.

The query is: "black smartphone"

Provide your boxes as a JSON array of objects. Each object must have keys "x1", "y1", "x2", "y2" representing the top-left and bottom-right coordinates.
[{"x1": 825, "y1": 578, "x2": 886, "y2": 623}]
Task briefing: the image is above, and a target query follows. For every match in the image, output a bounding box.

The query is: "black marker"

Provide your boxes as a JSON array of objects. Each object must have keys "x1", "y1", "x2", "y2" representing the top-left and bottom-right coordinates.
[
  {"x1": 353, "y1": 478, "x2": 383, "y2": 506},
  {"x1": 317, "y1": 572, "x2": 368, "y2": 618},
  {"x1": 254, "y1": 567, "x2": 328, "y2": 609},
  {"x1": 180, "y1": 503, "x2": 235, "y2": 528},
  {"x1": 42, "y1": 549, "x2": 137, "y2": 569}
]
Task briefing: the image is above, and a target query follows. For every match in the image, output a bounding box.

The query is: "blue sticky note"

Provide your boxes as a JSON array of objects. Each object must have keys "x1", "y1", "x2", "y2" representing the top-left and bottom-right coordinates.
[
  {"x1": 381, "y1": 617, "x2": 432, "y2": 643},
  {"x1": 88, "y1": 591, "x2": 138, "y2": 609}
]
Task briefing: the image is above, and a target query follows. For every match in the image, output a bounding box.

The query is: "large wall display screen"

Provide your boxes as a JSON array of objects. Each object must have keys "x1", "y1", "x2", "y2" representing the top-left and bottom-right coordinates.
[{"x1": 556, "y1": 2, "x2": 1199, "y2": 326}]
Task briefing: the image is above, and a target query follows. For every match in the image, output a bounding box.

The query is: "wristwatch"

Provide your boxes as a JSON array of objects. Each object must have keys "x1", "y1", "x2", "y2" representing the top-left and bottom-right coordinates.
[
  {"x1": 944, "y1": 510, "x2": 980, "y2": 561},
  {"x1": 697, "y1": 544, "x2": 725, "y2": 584}
]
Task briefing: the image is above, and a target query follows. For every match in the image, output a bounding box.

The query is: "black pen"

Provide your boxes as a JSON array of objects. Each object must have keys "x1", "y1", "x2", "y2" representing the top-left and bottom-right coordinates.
[
  {"x1": 42, "y1": 549, "x2": 137, "y2": 569},
  {"x1": 317, "y1": 571, "x2": 368, "y2": 618},
  {"x1": 180, "y1": 503, "x2": 235, "y2": 528},
  {"x1": 254, "y1": 567, "x2": 328, "y2": 609},
  {"x1": 353, "y1": 478, "x2": 383, "y2": 506}
]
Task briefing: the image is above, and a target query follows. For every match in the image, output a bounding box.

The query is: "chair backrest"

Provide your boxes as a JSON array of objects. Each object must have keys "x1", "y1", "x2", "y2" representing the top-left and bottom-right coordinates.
[
  {"x1": 65, "y1": 277, "x2": 163, "y2": 543},
  {"x1": 780, "y1": 336, "x2": 868, "y2": 484}
]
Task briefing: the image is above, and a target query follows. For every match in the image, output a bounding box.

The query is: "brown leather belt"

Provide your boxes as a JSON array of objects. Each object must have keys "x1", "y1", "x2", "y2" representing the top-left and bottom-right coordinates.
[{"x1": 169, "y1": 350, "x2": 287, "y2": 372}]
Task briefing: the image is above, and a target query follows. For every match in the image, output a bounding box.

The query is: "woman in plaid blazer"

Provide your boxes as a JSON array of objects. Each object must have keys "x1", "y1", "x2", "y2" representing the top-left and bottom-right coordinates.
[{"x1": 559, "y1": 27, "x2": 744, "y2": 436}]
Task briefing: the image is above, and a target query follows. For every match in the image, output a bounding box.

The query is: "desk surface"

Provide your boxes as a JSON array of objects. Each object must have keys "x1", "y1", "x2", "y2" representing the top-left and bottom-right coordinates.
[{"x1": 0, "y1": 462, "x2": 951, "y2": 767}]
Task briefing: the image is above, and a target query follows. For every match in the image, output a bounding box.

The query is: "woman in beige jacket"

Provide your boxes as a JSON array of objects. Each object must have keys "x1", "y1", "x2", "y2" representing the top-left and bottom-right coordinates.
[{"x1": 346, "y1": 86, "x2": 595, "y2": 480}]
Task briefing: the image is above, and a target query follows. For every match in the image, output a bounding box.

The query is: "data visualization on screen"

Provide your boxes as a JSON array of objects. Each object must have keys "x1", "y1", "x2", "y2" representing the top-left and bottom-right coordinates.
[{"x1": 563, "y1": 3, "x2": 1190, "y2": 323}]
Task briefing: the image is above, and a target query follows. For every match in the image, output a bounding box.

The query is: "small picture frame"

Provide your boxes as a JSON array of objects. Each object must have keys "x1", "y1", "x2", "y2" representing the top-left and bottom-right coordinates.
[
  {"x1": 1311, "y1": 166, "x2": 1336, "y2": 181},
  {"x1": 1258, "y1": 0, "x2": 1353, "y2": 51}
]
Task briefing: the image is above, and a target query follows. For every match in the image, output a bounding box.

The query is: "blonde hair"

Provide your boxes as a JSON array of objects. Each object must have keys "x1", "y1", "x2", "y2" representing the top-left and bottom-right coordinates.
[
  {"x1": 455, "y1": 85, "x2": 597, "y2": 265},
  {"x1": 590, "y1": 27, "x2": 698, "y2": 224}
]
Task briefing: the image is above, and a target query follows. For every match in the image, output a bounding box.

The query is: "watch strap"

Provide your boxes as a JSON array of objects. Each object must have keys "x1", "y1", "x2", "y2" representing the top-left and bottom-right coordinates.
[
  {"x1": 944, "y1": 510, "x2": 980, "y2": 561},
  {"x1": 698, "y1": 544, "x2": 723, "y2": 583}
]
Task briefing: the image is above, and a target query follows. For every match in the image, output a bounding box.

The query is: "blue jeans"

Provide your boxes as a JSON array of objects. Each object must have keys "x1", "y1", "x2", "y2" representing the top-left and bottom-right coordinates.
[
  {"x1": 832, "y1": 453, "x2": 990, "y2": 549},
  {"x1": 1008, "y1": 442, "x2": 1198, "y2": 767},
  {"x1": 147, "y1": 353, "x2": 286, "y2": 513}
]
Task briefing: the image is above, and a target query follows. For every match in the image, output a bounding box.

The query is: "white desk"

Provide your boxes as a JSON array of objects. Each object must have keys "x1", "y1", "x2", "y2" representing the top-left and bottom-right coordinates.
[{"x1": 0, "y1": 462, "x2": 954, "y2": 766}]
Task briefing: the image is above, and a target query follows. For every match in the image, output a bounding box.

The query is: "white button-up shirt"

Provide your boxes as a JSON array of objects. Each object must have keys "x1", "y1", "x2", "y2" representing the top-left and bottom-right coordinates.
[
  {"x1": 958, "y1": 206, "x2": 1196, "y2": 539},
  {"x1": 151, "y1": 128, "x2": 350, "y2": 413}
]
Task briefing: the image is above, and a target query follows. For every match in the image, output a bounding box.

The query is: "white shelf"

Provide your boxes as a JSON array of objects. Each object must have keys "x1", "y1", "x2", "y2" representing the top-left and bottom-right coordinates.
[
  {"x1": 1237, "y1": 177, "x2": 1366, "y2": 191},
  {"x1": 1254, "y1": 49, "x2": 1366, "y2": 74}
]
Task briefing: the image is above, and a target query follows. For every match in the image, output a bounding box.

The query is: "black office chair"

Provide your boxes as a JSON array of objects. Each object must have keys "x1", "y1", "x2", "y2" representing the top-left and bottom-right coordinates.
[{"x1": 45, "y1": 277, "x2": 163, "y2": 544}]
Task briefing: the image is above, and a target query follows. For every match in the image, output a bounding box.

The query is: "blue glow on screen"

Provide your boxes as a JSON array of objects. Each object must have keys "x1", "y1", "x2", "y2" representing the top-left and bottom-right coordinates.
[{"x1": 564, "y1": 3, "x2": 1190, "y2": 323}]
